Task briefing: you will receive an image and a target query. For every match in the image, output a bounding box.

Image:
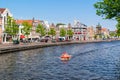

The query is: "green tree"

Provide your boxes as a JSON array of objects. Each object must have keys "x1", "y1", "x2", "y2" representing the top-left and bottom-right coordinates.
[
  {"x1": 36, "y1": 24, "x2": 46, "y2": 38},
  {"x1": 60, "y1": 28, "x2": 66, "y2": 37},
  {"x1": 116, "y1": 18, "x2": 120, "y2": 26},
  {"x1": 5, "y1": 16, "x2": 19, "y2": 39},
  {"x1": 110, "y1": 32, "x2": 114, "y2": 37},
  {"x1": 22, "y1": 21, "x2": 32, "y2": 39},
  {"x1": 116, "y1": 17, "x2": 120, "y2": 37},
  {"x1": 116, "y1": 29, "x2": 120, "y2": 37},
  {"x1": 94, "y1": 34, "x2": 97, "y2": 40},
  {"x1": 67, "y1": 29, "x2": 74, "y2": 40},
  {"x1": 110, "y1": 32, "x2": 116, "y2": 38},
  {"x1": 94, "y1": 0, "x2": 120, "y2": 19},
  {"x1": 48, "y1": 28, "x2": 56, "y2": 39},
  {"x1": 94, "y1": 0, "x2": 120, "y2": 36}
]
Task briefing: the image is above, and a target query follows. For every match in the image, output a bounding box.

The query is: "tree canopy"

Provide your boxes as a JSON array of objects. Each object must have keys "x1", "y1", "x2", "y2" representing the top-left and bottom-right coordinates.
[
  {"x1": 48, "y1": 28, "x2": 56, "y2": 38},
  {"x1": 94, "y1": 0, "x2": 120, "y2": 36},
  {"x1": 110, "y1": 31, "x2": 116, "y2": 37},
  {"x1": 94, "y1": 0, "x2": 120, "y2": 19},
  {"x1": 5, "y1": 16, "x2": 19, "y2": 36},
  {"x1": 22, "y1": 21, "x2": 32, "y2": 38},
  {"x1": 60, "y1": 28, "x2": 66, "y2": 37},
  {"x1": 67, "y1": 29, "x2": 73, "y2": 37},
  {"x1": 36, "y1": 24, "x2": 46, "y2": 37}
]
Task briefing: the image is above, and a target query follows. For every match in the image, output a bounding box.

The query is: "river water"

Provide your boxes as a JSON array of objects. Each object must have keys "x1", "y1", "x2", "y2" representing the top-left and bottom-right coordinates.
[{"x1": 0, "y1": 41, "x2": 120, "y2": 80}]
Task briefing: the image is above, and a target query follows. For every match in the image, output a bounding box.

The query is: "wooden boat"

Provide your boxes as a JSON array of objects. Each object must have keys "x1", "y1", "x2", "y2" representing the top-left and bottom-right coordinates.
[{"x1": 60, "y1": 52, "x2": 71, "y2": 60}]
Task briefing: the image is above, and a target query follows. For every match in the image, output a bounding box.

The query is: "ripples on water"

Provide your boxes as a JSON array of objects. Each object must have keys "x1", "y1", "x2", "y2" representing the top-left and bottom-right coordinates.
[{"x1": 0, "y1": 41, "x2": 120, "y2": 80}]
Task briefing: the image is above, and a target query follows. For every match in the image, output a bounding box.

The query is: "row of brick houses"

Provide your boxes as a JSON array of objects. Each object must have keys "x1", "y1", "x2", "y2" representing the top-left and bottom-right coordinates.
[{"x1": 0, "y1": 8, "x2": 111, "y2": 44}]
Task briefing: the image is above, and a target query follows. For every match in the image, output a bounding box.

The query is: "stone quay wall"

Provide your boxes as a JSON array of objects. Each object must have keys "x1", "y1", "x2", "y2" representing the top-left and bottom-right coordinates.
[{"x1": 0, "y1": 40, "x2": 118, "y2": 54}]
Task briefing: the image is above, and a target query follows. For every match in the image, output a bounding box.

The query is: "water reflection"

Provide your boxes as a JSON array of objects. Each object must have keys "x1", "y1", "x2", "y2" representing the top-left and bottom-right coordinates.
[{"x1": 0, "y1": 41, "x2": 120, "y2": 79}]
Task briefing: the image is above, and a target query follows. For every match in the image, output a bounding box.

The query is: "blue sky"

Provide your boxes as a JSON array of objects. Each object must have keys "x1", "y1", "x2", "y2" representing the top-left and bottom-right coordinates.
[{"x1": 0, "y1": 0, "x2": 117, "y2": 30}]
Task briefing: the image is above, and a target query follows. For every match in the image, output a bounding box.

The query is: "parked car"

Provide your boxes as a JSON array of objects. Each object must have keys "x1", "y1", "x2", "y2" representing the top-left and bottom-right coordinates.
[
  {"x1": 28, "y1": 38, "x2": 39, "y2": 42},
  {"x1": 39, "y1": 36, "x2": 51, "y2": 42},
  {"x1": 40, "y1": 38, "x2": 48, "y2": 42},
  {"x1": 57, "y1": 37, "x2": 66, "y2": 42}
]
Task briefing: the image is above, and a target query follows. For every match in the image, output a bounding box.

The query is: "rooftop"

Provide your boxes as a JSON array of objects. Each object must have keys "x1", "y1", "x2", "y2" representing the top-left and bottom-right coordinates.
[{"x1": 0, "y1": 8, "x2": 6, "y2": 14}]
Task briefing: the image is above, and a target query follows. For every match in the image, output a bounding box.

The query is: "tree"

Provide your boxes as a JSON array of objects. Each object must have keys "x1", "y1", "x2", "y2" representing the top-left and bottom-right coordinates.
[
  {"x1": 116, "y1": 29, "x2": 120, "y2": 37},
  {"x1": 116, "y1": 17, "x2": 120, "y2": 28},
  {"x1": 110, "y1": 32, "x2": 115, "y2": 37},
  {"x1": 60, "y1": 28, "x2": 66, "y2": 37},
  {"x1": 5, "y1": 16, "x2": 19, "y2": 39},
  {"x1": 94, "y1": 34, "x2": 97, "y2": 40},
  {"x1": 22, "y1": 21, "x2": 32, "y2": 39},
  {"x1": 67, "y1": 29, "x2": 74, "y2": 40},
  {"x1": 94, "y1": 0, "x2": 120, "y2": 19},
  {"x1": 36, "y1": 24, "x2": 46, "y2": 38},
  {"x1": 94, "y1": 0, "x2": 120, "y2": 36},
  {"x1": 48, "y1": 28, "x2": 56, "y2": 39}
]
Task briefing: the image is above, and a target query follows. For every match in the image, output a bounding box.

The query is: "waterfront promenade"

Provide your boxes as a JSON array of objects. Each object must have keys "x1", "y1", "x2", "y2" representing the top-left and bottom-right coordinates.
[{"x1": 0, "y1": 39, "x2": 118, "y2": 53}]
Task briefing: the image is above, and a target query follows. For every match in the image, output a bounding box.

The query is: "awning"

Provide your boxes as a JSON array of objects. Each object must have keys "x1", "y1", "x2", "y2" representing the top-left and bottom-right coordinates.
[
  {"x1": 75, "y1": 32, "x2": 81, "y2": 34},
  {"x1": 20, "y1": 35, "x2": 25, "y2": 39}
]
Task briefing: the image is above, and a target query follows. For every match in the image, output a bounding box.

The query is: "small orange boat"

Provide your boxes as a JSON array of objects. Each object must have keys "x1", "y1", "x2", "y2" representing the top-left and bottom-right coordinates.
[{"x1": 60, "y1": 52, "x2": 71, "y2": 60}]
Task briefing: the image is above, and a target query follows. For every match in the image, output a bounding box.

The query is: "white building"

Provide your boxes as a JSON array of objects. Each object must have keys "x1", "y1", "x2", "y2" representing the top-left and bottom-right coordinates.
[
  {"x1": 72, "y1": 20, "x2": 88, "y2": 41},
  {"x1": 0, "y1": 8, "x2": 12, "y2": 43}
]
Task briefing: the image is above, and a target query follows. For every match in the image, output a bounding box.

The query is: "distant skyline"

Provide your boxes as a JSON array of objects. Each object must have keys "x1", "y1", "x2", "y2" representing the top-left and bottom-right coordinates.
[{"x1": 0, "y1": 0, "x2": 117, "y2": 30}]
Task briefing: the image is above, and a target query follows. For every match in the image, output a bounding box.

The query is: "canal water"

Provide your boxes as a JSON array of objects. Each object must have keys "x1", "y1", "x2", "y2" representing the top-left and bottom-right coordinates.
[{"x1": 0, "y1": 41, "x2": 120, "y2": 80}]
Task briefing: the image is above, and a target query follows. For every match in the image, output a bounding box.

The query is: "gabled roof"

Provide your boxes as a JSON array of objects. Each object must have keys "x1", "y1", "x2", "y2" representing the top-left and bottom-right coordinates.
[
  {"x1": 15, "y1": 19, "x2": 41, "y2": 26},
  {"x1": 15, "y1": 20, "x2": 33, "y2": 25},
  {"x1": 0, "y1": 8, "x2": 6, "y2": 14}
]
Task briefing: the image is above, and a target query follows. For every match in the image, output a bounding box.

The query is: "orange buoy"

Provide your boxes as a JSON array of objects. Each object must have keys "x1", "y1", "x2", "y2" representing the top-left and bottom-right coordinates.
[{"x1": 60, "y1": 52, "x2": 71, "y2": 60}]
